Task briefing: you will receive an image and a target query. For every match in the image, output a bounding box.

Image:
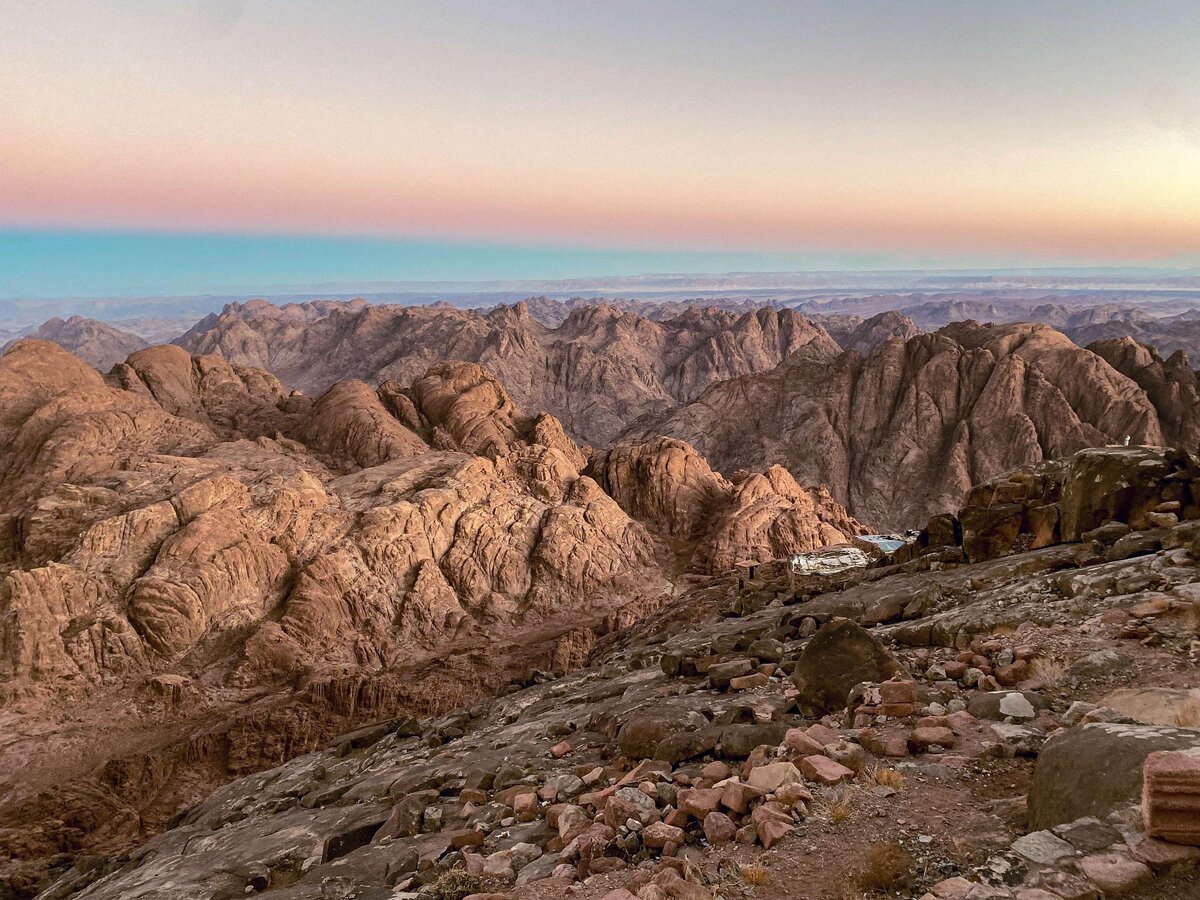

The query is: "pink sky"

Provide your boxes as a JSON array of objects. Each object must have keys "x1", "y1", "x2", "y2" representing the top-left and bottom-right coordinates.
[{"x1": 3, "y1": 1, "x2": 1200, "y2": 264}]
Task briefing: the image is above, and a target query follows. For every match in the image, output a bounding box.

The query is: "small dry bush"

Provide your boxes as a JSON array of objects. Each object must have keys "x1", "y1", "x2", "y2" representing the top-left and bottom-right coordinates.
[
  {"x1": 739, "y1": 864, "x2": 772, "y2": 886},
  {"x1": 428, "y1": 871, "x2": 509, "y2": 900},
  {"x1": 1027, "y1": 657, "x2": 1066, "y2": 686},
  {"x1": 855, "y1": 842, "x2": 913, "y2": 893},
  {"x1": 865, "y1": 763, "x2": 905, "y2": 790},
  {"x1": 813, "y1": 789, "x2": 855, "y2": 825}
]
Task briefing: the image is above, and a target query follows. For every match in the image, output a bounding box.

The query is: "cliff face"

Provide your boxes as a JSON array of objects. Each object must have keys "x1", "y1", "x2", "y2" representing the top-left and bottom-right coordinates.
[
  {"x1": 587, "y1": 437, "x2": 864, "y2": 573},
  {"x1": 175, "y1": 300, "x2": 841, "y2": 445},
  {"x1": 631, "y1": 321, "x2": 1193, "y2": 531},
  {"x1": 1086, "y1": 337, "x2": 1200, "y2": 449}
]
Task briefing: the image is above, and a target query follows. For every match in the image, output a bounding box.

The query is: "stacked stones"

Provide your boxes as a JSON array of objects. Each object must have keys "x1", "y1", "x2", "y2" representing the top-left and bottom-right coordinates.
[{"x1": 1143, "y1": 749, "x2": 1200, "y2": 846}]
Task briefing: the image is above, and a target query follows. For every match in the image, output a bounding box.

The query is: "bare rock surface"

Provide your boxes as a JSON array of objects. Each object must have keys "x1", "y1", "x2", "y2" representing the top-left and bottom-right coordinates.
[
  {"x1": 587, "y1": 438, "x2": 864, "y2": 573},
  {"x1": 176, "y1": 299, "x2": 841, "y2": 446},
  {"x1": 633, "y1": 321, "x2": 1195, "y2": 529}
]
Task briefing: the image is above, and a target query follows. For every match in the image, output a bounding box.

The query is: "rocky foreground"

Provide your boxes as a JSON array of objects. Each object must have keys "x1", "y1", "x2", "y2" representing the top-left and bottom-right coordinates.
[{"x1": 33, "y1": 445, "x2": 1200, "y2": 900}]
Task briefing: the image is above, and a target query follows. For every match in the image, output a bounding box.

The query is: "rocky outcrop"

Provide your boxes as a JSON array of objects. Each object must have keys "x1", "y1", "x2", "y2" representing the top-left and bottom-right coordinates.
[
  {"x1": 888, "y1": 444, "x2": 1199, "y2": 567},
  {"x1": 1030, "y1": 724, "x2": 1200, "y2": 829},
  {"x1": 0, "y1": 340, "x2": 675, "y2": 888},
  {"x1": 176, "y1": 299, "x2": 841, "y2": 445},
  {"x1": 1, "y1": 316, "x2": 148, "y2": 371},
  {"x1": 0, "y1": 340, "x2": 676, "y2": 686},
  {"x1": 1088, "y1": 337, "x2": 1200, "y2": 449},
  {"x1": 635, "y1": 321, "x2": 1190, "y2": 529},
  {"x1": 790, "y1": 618, "x2": 900, "y2": 714},
  {"x1": 1143, "y1": 750, "x2": 1200, "y2": 845},
  {"x1": 587, "y1": 438, "x2": 865, "y2": 573}
]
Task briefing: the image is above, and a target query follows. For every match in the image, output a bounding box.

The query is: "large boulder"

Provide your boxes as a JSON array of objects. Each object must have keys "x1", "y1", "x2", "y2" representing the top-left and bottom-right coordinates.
[
  {"x1": 1029, "y1": 723, "x2": 1200, "y2": 829},
  {"x1": 617, "y1": 706, "x2": 710, "y2": 759},
  {"x1": 1100, "y1": 687, "x2": 1200, "y2": 727},
  {"x1": 791, "y1": 618, "x2": 900, "y2": 714},
  {"x1": 1060, "y1": 446, "x2": 1196, "y2": 541}
]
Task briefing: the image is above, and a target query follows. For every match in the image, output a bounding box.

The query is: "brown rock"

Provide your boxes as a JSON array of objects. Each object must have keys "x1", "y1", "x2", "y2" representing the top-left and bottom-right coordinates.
[
  {"x1": 784, "y1": 728, "x2": 825, "y2": 756},
  {"x1": 642, "y1": 822, "x2": 686, "y2": 850},
  {"x1": 513, "y1": 792, "x2": 539, "y2": 822},
  {"x1": 791, "y1": 619, "x2": 901, "y2": 715},
  {"x1": 719, "y1": 781, "x2": 765, "y2": 814},
  {"x1": 450, "y1": 830, "x2": 485, "y2": 849},
  {"x1": 1078, "y1": 853, "x2": 1152, "y2": 894},
  {"x1": 799, "y1": 756, "x2": 854, "y2": 785},
  {"x1": 702, "y1": 812, "x2": 737, "y2": 844},
  {"x1": 860, "y1": 729, "x2": 910, "y2": 758},
  {"x1": 729, "y1": 673, "x2": 769, "y2": 690},
  {"x1": 1142, "y1": 750, "x2": 1200, "y2": 845},
  {"x1": 746, "y1": 762, "x2": 803, "y2": 792},
  {"x1": 699, "y1": 762, "x2": 730, "y2": 781},
  {"x1": 908, "y1": 727, "x2": 958, "y2": 753},
  {"x1": 805, "y1": 724, "x2": 841, "y2": 746},
  {"x1": 1130, "y1": 835, "x2": 1200, "y2": 870},
  {"x1": 774, "y1": 782, "x2": 813, "y2": 808},
  {"x1": 678, "y1": 787, "x2": 724, "y2": 819}
]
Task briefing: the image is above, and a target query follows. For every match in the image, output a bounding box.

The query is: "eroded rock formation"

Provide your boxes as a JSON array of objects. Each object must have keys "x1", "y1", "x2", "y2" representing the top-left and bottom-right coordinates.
[
  {"x1": 587, "y1": 438, "x2": 863, "y2": 573},
  {"x1": 33, "y1": 444, "x2": 1200, "y2": 900},
  {"x1": 175, "y1": 299, "x2": 841, "y2": 445},
  {"x1": 634, "y1": 321, "x2": 1195, "y2": 530}
]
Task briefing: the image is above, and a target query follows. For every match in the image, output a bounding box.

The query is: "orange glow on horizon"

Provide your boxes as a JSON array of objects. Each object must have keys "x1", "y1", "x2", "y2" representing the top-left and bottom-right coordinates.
[{"x1": 2, "y1": 3, "x2": 1200, "y2": 265}]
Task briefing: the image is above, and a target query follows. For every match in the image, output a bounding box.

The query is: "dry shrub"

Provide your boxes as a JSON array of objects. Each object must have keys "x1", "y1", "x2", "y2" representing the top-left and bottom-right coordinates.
[
  {"x1": 428, "y1": 871, "x2": 510, "y2": 900},
  {"x1": 865, "y1": 763, "x2": 905, "y2": 790},
  {"x1": 814, "y1": 789, "x2": 855, "y2": 824},
  {"x1": 1177, "y1": 695, "x2": 1200, "y2": 728},
  {"x1": 739, "y1": 864, "x2": 772, "y2": 886},
  {"x1": 855, "y1": 842, "x2": 913, "y2": 893},
  {"x1": 1027, "y1": 657, "x2": 1065, "y2": 686}
]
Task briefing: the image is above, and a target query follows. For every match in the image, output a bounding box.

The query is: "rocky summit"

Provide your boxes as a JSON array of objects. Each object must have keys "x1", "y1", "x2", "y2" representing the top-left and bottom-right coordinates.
[{"x1": 19, "y1": 436, "x2": 1200, "y2": 900}]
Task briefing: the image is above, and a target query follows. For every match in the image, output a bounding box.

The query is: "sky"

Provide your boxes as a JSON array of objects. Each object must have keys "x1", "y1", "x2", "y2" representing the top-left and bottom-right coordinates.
[{"x1": 3, "y1": 0, "x2": 1200, "y2": 296}]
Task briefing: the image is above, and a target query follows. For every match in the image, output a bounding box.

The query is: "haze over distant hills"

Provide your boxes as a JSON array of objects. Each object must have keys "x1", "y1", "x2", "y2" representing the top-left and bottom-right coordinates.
[{"x1": 5, "y1": 265, "x2": 1200, "y2": 335}]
